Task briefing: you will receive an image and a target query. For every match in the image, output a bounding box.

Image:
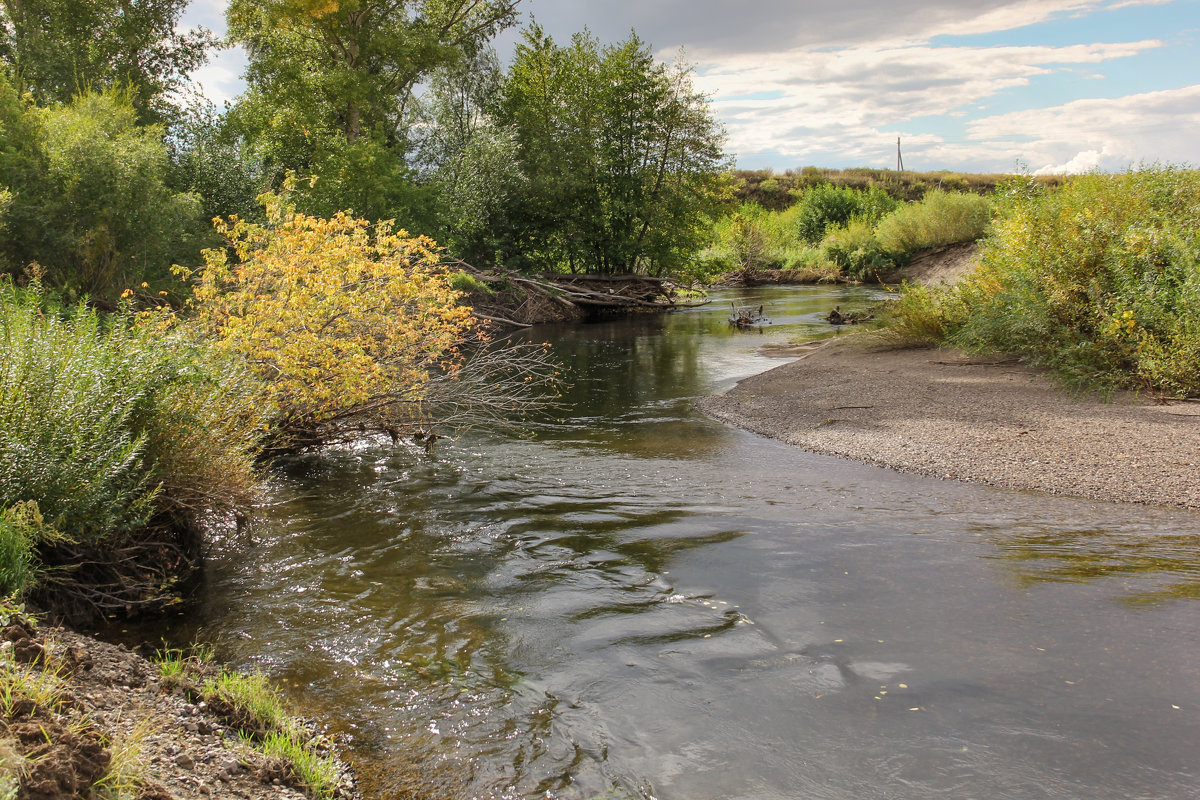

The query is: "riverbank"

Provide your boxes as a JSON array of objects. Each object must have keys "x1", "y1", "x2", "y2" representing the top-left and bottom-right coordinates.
[
  {"x1": 0, "y1": 613, "x2": 358, "y2": 799},
  {"x1": 698, "y1": 335, "x2": 1200, "y2": 510}
]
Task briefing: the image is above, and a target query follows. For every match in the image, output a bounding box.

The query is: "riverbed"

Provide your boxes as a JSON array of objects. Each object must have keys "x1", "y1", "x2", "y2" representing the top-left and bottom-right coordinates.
[{"x1": 169, "y1": 286, "x2": 1200, "y2": 799}]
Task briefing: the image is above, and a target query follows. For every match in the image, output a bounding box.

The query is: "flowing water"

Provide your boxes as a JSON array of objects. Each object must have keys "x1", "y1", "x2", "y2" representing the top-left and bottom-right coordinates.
[{"x1": 168, "y1": 287, "x2": 1200, "y2": 799}]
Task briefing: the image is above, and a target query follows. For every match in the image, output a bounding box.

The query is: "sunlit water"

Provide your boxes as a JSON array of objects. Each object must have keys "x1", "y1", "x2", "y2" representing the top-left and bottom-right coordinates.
[{"x1": 164, "y1": 287, "x2": 1200, "y2": 799}]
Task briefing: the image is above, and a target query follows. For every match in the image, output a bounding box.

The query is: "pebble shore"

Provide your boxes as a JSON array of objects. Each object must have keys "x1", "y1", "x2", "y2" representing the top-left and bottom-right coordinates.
[{"x1": 698, "y1": 335, "x2": 1200, "y2": 510}]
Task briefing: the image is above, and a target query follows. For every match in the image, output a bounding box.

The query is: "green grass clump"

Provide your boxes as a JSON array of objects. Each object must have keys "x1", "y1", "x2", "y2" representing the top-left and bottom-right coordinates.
[
  {"x1": 153, "y1": 642, "x2": 214, "y2": 688},
  {"x1": 259, "y1": 730, "x2": 342, "y2": 800},
  {"x1": 203, "y1": 669, "x2": 299, "y2": 736},
  {"x1": 887, "y1": 166, "x2": 1200, "y2": 397},
  {"x1": 0, "y1": 281, "x2": 269, "y2": 604},
  {"x1": 446, "y1": 271, "x2": 495, "y2": 296},
  {"x1": 204, "y1": 669, "x2": 342, "y2": 799},
  {"x1": 875, "y1": 189, "x2": 993, "y2": 253}
]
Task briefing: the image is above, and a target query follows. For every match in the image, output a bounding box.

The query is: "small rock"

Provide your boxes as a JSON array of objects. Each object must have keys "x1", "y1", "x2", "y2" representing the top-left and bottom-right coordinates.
[{"x1": 175, "y1": 753, "x2": 195, "y2": 769}]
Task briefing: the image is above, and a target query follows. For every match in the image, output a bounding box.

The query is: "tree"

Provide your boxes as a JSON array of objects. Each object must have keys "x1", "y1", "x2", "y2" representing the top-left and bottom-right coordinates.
[
  {"x1": 0, "y1": 0, "x2": 216, "y2": 123},
  {"x1": 496, "y1": 27, "x2": 730, "y2": 276},
  {"x1": 0, "y1": 75, "x2": 206, "y2": 297},
  {"x1": 225, "y1": 0, "x2": 520, "y2": 216},
  {"x1": 413, "y1": 47, "x2": 524, "y2": 265}
]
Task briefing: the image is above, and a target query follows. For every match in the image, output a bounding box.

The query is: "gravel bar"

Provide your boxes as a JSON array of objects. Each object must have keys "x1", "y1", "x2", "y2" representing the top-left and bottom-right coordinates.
[{"x1": 697, "y1": 335, "x2": 1200, "y2": 510}]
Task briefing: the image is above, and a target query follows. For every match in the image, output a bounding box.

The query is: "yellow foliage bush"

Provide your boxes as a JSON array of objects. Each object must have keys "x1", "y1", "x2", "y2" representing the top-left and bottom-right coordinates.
[{"x1": 188, "y1": 194, "x2": 478, "y2": 448}]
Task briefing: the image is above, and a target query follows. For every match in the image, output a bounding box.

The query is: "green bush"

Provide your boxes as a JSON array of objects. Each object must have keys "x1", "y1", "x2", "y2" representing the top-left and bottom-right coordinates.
[
  {"x1": 795, "y1": 184, "x2": 898, "y2": 243},
  {"x1": 0, "y1": 78, "x2": 206, "y2": 299},
  {"x1": 0, "y1": 283, "x2": 266, "y2": 549},
  {"x1": 820, "y1": 218, "x2": 898, "y2": 280},
  {"x1": 875, "y1": 190, "x2": 993, "y2": 254},
  {"x1": 898, "y1": 167, "x2": 1200, "y2": 396}
]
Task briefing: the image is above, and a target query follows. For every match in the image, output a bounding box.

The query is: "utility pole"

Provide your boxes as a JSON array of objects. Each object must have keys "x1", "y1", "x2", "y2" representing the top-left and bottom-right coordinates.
[{"x1": 896, "y1": 137, "x2": 905, "y2": 173}]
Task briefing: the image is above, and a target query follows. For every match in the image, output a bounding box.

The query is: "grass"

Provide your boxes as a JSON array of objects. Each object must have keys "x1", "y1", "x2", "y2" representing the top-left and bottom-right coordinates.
[
  {"x1": 874, "y1": 189, "x2": 993, "y2": 253},
  {"x1": 0, "y1": 737, "x2": 23, "y2": 800},
  {"x1": 153, "y1": 642, "x2": 214, "y2": 689},
  {"x1": 0, "y1": 645, "x2": 68, "y2": 717},
  {"x1": 258, "y1": 730, "x2": 342, "y2": 800},
  {"x1": 93, "y1": 719, "x2": 154, "y2": 800},
  {"x1": 884, "y1": 167, "x2": 1200, "y2": 397}
]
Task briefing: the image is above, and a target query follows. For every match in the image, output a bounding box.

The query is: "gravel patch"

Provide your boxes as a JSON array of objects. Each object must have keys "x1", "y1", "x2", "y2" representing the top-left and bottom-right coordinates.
[{"x1": 697, "y1": 335, "x2": 1200, "y2": 510}]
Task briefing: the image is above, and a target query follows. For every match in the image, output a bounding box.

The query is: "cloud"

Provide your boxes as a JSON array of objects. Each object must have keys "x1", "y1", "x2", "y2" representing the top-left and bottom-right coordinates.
[
  {"x1": 691, "y1": 39, "x2": 1161, "y2": 166},
  {"x1": 968, "y1": 85, "x2": 1200, "y2": 172},
  {"x1": 517, "y1": 0, "x2": 1173, "y2": 55}
]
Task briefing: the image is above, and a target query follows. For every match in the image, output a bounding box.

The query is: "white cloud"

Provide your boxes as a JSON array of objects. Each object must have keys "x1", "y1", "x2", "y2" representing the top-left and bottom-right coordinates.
[
  {"x1": 968, "y1": 85, "x2": 1200, "y2": 171},
  {"x1": 691, "y1": 39, "x2": 1161, "y2": 166}
]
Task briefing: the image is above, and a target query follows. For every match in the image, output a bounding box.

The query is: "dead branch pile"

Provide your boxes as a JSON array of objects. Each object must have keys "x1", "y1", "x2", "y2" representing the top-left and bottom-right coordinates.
[{"x1": 446, "y1": 263, "x2": 707, "y2": 327}]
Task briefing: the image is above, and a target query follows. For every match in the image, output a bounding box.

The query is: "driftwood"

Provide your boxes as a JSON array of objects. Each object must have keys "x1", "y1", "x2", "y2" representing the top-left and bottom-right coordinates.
[{"x1": 445, "y1": 262, "x2": 708, "y2": 327}]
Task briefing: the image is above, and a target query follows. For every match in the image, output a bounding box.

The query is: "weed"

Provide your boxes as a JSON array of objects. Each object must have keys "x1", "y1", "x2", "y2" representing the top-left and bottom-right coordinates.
[
  {"x1": 93, "y1": 718, "x2": 153, "y2": 800},
  {"x1": 259, "y1": 730, "x2": 342, "y2": 800}
]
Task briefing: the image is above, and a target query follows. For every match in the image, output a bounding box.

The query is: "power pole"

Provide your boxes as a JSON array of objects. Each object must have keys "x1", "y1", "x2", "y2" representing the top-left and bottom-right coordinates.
[{"x1": 896, "y1": 137, "x2": 905, "y2": 173}]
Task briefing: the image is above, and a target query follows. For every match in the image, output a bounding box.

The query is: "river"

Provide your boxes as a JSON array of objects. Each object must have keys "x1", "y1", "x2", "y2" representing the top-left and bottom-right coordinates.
[{"x1": 167, "y1": 286, "x2": 1200, "y2": 799}]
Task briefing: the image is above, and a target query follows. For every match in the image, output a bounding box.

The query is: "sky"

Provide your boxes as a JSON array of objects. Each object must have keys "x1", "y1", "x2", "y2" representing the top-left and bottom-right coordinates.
[{"x1": 179, "y1": 0, "x2": 1200, "y2": 174}]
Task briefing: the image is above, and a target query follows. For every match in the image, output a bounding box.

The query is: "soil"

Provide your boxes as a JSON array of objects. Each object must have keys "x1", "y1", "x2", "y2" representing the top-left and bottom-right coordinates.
[
  {"x1": 698, "y1": 335, "x2": 1200, "y2": 510},
  {"x1": 894, "y1": 241, "x2": 980, "y2": 285},
  {"x1": 0, "y1": 618, "x2": 359, "y2": 799}
]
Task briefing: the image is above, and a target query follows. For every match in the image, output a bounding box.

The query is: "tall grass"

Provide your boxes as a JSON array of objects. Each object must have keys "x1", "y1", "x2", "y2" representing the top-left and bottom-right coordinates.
[
  {"x1": 0, "y1": 282, "x2": 268, "y2": 602},
  {"x1": 875, "y1": 190, "x2": 992, "y2": 253},
  {"x1": 887, "y1": 167, "x2": 1200, "y2": 397}
]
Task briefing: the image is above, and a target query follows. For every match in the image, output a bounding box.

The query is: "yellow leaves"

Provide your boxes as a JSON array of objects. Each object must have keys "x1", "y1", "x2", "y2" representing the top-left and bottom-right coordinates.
[
  {"x1": 191, "y1": 204, "x2": 476, "y2": 435},
  {"x1": 307, "y1": 0, "x2": 340, "y2": 18}
]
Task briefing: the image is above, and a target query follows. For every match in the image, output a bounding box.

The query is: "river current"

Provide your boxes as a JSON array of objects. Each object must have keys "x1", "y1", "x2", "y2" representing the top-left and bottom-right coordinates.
[{"x1": 167, "y1": 286, "x2": 1199, "y2": 799}]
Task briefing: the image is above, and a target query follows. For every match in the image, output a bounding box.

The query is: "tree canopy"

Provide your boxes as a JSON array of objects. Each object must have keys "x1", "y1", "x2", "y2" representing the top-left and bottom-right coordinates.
[
  {"x1": 0, "y1": 0, "x2": 215, "y2": 122},
  {"x1": 492, "y1": 27, "x2": 730, "y2": 275}
]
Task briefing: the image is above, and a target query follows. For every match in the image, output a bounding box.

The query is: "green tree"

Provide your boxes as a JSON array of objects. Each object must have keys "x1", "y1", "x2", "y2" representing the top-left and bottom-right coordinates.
[
  {"x1": 0, "y1": 0, "x2": 215, "y2": 123},
  {"x1": 225, "y1": 0, "x2": 519, "y2": 224},
  {"x1": 414, "y1": 47, "x2": 524, "y2": 264},
  {"x1": 0, "y1": 76, "x2": 205, "y2": 296},
  {"x1": 497, "y1": 27, "x2": 730, "y2": 276}
]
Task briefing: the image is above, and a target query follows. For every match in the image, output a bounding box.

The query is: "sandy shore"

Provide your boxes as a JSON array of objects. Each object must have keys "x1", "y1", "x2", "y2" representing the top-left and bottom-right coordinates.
[{"x1": 697, "y1": 336, "x2": 1200, "y2": 510}]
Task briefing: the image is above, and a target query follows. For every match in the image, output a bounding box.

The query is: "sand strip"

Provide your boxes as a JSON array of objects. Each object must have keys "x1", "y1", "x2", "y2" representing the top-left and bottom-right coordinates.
[{"x1": 697, "y1": 336, "x2": 1200, "y2": 510}]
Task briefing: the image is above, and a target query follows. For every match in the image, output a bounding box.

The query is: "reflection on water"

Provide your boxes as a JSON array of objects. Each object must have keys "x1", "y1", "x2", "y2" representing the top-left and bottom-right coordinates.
[
  {"x1": 164, "y1": 287, "x2": 1200, "y2": 800},
  {"x1": 989, "y1": 525, "x2": 1200, "y2": 604}
]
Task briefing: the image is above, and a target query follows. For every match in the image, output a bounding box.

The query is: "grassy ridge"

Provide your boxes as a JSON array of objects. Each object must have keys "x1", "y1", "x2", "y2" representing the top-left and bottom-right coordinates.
[
  {"x1": 731, "y1": 167, "x2": 1064, "y2": 209},
  {"x1": 702, "y1": 187, "x2": 993, "y2": 282},
  {"x1": 884, "y1": 167, "x2": 1200, "y2": 398}
]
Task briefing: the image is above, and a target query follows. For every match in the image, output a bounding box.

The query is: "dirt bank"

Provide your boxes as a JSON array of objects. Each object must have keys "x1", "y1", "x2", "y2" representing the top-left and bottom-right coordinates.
[
  {"x1": 0, "y1": 615, "x2": 358, "y2": 799},
  {"x1": 697, "y1": 336, "x2": 1200, "y2": 510}
]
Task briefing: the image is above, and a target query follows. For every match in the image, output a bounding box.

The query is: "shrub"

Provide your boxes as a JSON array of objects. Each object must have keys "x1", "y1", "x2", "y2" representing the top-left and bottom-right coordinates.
[
  {"x1": 899, "y1": 167, "x2": 1200, "y2": 396},
  {"x1": 0, "y1": 281, "x2": 267, "y2": 613},
  {"x1": 795, "y1": 184, "x2": 898, "y2": 243},
  {"x1": 820, "y1": 218, "x2": 898, "y2": 280},
  {"x1": 875, "y1": 190, "x2": 993, "y2": 254},
  {"x1": 187, "y1": 192, "x2": 478, "y2": 450}
]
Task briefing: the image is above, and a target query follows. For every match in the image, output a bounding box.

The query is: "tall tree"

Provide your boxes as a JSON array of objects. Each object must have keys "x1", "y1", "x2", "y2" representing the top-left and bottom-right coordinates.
[
  {"x1": 497, "y1": 27, "x2": 730, "y2": 276},
  {"x1": 228, "y1": 0, "x2": 519, "y2": 149},
  {"x1": 0, "y1": 0, "x2": 215, "y2": 123},
  {"x1": 225, "y1": 0, "x2": 519, "y2": 224}
]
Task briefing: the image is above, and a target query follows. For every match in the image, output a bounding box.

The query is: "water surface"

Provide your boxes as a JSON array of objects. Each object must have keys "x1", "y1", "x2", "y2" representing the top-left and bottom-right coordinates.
[{"x1": 175, "y1": 287, "x2": 1200, "y2": 799}]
